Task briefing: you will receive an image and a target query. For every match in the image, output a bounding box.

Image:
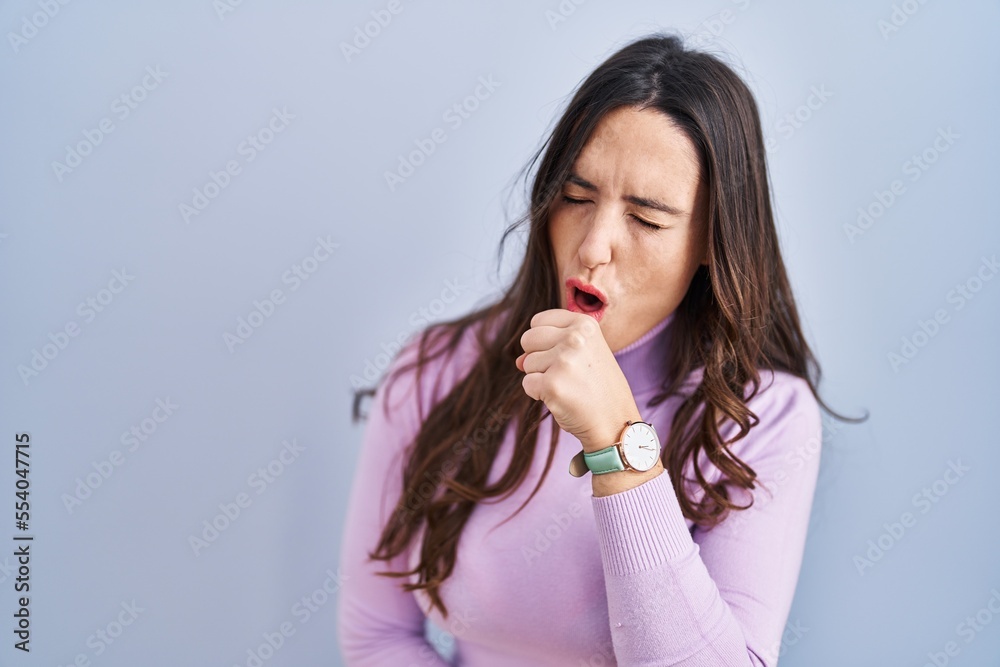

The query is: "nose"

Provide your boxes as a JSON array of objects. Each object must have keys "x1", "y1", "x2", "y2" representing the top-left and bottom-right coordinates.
[{"x1": 577, "y1": 207, "x2": 616, "y2": 269}]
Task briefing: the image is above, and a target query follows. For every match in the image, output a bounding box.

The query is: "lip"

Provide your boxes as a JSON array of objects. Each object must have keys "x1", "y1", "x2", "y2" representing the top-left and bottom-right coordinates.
[{"x1": 565, "y1": 277, "x2": 608, "y2": 322}]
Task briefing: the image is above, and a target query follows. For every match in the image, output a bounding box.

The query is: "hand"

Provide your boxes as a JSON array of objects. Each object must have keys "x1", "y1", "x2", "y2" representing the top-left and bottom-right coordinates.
[{"x1": 514, "y1": 309, "x2": 641, "y2": 452}]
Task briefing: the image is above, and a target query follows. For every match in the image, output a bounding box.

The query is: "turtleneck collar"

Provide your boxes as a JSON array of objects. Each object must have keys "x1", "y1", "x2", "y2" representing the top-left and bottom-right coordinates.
[{"x1": 612, "y1": 310, "x2": 675, "y2": 395}]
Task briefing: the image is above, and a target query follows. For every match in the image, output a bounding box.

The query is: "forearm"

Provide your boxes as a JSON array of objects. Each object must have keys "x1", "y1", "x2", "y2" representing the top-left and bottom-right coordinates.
[
  {"x1": 602, "y1": 549, "x2": 761, "y2": 666},
  {"x1": 591, "y1": 470, "x2": 761, "y2": 666},
  {"x1": 340, "y1": 627, "x2": 451, "y2": 667},
  {"x1": 592, "y1": 458, "x2": 665, "y2": 497}
]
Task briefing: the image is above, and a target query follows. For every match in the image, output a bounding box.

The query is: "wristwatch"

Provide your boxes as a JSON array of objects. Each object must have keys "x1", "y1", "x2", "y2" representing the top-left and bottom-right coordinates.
[{"x1": 568, "y1": 420, "x2": 661, "y2": 477}]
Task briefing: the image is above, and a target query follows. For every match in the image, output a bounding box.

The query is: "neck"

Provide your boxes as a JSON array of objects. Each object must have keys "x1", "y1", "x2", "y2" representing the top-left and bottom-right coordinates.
[{"x1": 613, "y1": 311, "x2": 675, "y2": 395}]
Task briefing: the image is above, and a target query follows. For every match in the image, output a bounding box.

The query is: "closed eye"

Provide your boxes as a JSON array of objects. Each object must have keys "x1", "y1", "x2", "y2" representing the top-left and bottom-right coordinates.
[{"x1": 561, "y1": 196, "x2": 662, "y2": 231}]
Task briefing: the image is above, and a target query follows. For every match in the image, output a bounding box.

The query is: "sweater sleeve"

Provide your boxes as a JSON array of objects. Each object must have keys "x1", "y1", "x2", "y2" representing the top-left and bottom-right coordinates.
[
  {"x1": 590, "y1": 373, "x2": 822, "y2": 667},
  {"x1": 336, "y1": 339, "x2": 451, "y2": 667}
]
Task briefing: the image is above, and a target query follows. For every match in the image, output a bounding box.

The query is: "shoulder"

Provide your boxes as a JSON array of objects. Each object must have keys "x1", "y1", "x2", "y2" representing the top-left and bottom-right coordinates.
[
  {"x1": 749, "y1": 369, "x2": 820, "y2": 430},
  {"x1": 720, "y1": 368, "x2": 822, "y2": 470},
  {"x1": 374, "y1": 319, "x2": 486, "y2": 434}
]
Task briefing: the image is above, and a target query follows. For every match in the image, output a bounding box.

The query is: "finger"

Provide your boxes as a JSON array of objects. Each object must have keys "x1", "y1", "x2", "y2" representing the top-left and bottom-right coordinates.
[
  {"x1": 519, "y1": 324, "x2": 565, "y2": 357},
  {"x1": 519, "y1": 347, "x2": 560, "y2": 375},
  {"x1": 528, "y1": 308, "x2": 581, "y2": 330}
]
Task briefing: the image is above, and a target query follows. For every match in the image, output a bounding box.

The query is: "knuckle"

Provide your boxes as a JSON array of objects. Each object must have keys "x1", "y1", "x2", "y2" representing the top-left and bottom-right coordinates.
[{"x1": 580, "y1": 318, "x2": 600, "y2": 338}]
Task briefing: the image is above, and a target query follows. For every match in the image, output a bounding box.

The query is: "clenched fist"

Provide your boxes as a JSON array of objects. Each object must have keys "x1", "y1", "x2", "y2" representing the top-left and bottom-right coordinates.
[{"x1": 515, "y1": 309, "x2": 643, "y2": 453}]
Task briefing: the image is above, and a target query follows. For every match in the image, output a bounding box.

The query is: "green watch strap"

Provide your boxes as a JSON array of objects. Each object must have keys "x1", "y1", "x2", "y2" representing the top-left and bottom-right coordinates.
[{"x1": 583, "y1": 445, "x2": 625, "y2": 475}]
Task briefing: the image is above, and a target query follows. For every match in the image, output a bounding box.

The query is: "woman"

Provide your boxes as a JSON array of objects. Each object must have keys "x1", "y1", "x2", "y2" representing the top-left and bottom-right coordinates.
[{"x1": 338, "y1": 32, "x2": 860, "y2": 666}]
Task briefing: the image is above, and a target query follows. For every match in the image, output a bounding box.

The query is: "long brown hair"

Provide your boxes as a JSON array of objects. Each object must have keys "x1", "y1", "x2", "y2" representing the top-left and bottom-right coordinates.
[{"x1": 351, "y1": 32, "x2": 864, "y2": 619}]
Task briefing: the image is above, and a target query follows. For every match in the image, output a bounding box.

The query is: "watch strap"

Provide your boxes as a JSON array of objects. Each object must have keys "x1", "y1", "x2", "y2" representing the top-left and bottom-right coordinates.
[
  {"x1": 568, "y1": 450, "x2": 589, "y2": 477},
  {"x1": 567, "y1": 420, "x2": 637, "y2": 477},
  {"x1": 583, "y1": 445, "x2": 626, "y2": 475}
]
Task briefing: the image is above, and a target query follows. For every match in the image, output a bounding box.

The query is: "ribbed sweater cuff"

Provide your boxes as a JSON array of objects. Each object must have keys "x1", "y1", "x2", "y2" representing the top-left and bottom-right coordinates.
[{"x1": 591, "y1": 469, "x2": 696, "y2": 575}]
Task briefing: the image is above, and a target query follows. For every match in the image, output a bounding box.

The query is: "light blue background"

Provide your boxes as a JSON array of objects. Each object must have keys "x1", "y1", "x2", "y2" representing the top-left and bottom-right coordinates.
[{"x1": 1, "y1": 1, "x2": 998, "y2": 665}]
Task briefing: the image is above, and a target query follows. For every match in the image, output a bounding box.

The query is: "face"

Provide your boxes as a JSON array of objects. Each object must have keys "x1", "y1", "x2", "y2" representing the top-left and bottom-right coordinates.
[{"x1": 548, "y1": 105, "x2": 709, "y2": 353}]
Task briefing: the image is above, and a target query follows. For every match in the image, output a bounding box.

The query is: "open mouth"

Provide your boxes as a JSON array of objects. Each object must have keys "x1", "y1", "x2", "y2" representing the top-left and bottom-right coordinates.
[
  {"x1": 566, "y1": 279, "x2": 608, "y2": 320},
  {"x1": 573, "y1": 287, "x2": 604, "y2": 312}
]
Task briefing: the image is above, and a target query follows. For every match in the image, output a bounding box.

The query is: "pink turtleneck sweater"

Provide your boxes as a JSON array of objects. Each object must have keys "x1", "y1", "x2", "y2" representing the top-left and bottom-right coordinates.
[{"x1": 337, "y1": 311, "x2": 822, "y2": 666}]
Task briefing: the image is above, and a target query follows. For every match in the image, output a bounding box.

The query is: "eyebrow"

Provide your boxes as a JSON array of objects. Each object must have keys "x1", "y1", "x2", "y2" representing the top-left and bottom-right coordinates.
[{"x1": 565, "y1": 172, "x2": 687, "y2": 216}]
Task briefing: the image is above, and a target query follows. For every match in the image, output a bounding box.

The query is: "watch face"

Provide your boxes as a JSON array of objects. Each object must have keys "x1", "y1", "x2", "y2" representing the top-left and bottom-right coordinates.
[{"x1": 621, "y1": 422, "x2": 660, "y2": 471}]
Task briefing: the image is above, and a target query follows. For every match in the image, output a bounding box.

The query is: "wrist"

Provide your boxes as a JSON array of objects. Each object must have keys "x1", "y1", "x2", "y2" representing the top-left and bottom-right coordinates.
[
  {"x1": 580, "y1": 403, "x2": 643, "y2": 454},
  {"x1": 592, "y1": 457, "x2": 664, "y2": 497}
]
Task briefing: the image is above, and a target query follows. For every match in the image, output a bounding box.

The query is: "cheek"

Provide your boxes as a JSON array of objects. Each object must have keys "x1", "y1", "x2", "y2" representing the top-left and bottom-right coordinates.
[
  {"x1": 627, "y1": 260, "x2": 681, "y2": 293},
  {"x1": 626, "y1": 241, "x2": 697, "y2": 291},
  {"x1": 661, "y1": 229, "x2": 704, "y2": 267},
  {"x1": 547, "y1": 211, "x2": 578, "y2": 256}
]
